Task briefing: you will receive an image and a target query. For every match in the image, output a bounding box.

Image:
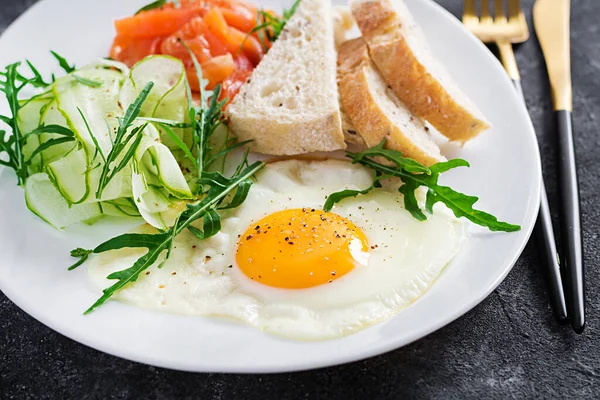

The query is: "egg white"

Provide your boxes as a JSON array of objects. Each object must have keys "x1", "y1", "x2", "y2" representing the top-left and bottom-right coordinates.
[{"x1": 88, "y1": 159, "x2": 467, "y2": 340}]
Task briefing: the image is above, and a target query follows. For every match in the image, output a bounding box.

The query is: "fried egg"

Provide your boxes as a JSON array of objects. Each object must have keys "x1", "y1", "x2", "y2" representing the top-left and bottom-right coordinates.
[{"x1": 88, "y1": 159, "x2": 467, "y2": 340}]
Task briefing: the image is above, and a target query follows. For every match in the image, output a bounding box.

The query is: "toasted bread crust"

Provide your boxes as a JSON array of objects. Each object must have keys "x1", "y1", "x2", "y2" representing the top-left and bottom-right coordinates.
[
  {"x1": 338, "y1": 38, "x2": 445, "y2": 166},
  {"x1": 351, "y1": 0, "x2": 396, "y2": 34},
  {"x1": 351, "y1": 0, "x2": 490, "y2": 143},
  {"x1": 340, "y1": 109, "x2": 366, "y2": 146}
]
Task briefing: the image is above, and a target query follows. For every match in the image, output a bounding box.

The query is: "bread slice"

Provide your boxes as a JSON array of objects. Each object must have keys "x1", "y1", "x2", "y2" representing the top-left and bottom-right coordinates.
[
  {"x1": 338, "y1": 38, "x2": 445, "y2": 166},
  {"x1": 340, "y1": 109, "x2": 366, "y2": 146},
  {"x1": 350, "y1": 0, "x2": 490, "y2": 143},
  {"x1": 225, "y1": 0, "x2": 345, "y2": 155},
  {"x1": 333, "y1": 5, "x2": 356, "y2": 49}
]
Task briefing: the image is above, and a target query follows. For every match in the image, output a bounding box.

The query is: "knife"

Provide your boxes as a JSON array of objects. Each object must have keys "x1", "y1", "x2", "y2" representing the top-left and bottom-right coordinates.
[{"x1": 533, "y1": 0, "x2": 584, "y2": 333}]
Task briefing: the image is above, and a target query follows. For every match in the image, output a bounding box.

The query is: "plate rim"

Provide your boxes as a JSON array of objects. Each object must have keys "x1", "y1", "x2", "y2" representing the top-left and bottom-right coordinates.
[{"x1": 0, "y1": 0, "x2": 542, "y2": 373}]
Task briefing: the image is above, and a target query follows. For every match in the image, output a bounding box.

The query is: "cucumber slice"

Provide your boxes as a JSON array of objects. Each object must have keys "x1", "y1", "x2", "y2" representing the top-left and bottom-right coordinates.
[
  {"x1": 129, "y1": 125, "x2": 192, "y2": 229},
  {"x1": 87, "y1": 164, "x2": 133, "y2": 202},
  {"x1": 84, "y1": 59, "x2": 130, "y2": 75},
  {"x1": 45, "y1": 146, "x2": 89, "y2": 204},
  {"x1": 19, "y1": 57, "x2": 197, "y2": 230},
  {"x1": 101, "y1": 198, "x2": 141, "y2": 218},
  {"x1": 121, "y1": 55, "x2": 191, "y2": 150},
  {"x1": 18, "y1": 97, "x2": 51, "y2": 133},
  {"x1": 52, "y1": 67, "x2": 129, "y2": 204},
  {"x1": 38, "y1": 100, "x2": 76, "y2": 165},
  {"x1": 144, "y1": 142, "x2": 193, "y2": 199},
  {"x1": 25, "y1": 173, "x2": 103, "y2": 229},
  {"x1": 55, "y1": 68, "x2": 124, "y2": 156},
  {"x1": 18, "y1": 96, "x2": 53, "y2": 170},
  {"x1": 131, "y1": 168, "x2": 168, "y2": 230}
]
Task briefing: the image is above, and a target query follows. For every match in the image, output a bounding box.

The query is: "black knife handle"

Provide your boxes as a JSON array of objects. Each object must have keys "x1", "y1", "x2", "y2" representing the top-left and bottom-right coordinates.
[
  {"x1": 512, "y1": 79, "x2": 568, "y2": 323},
  {"x1": 536, "y1": 183, "x2": 568, "y2": 323},
  {"x1": 556, "y1": 110, "x2": 585, "y2": 333}
]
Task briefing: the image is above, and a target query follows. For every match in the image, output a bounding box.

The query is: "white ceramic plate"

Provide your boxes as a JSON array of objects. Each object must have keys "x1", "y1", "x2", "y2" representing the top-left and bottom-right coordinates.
[{"x1": 0, "y1": 0, "x2": 541, "y2": 373}]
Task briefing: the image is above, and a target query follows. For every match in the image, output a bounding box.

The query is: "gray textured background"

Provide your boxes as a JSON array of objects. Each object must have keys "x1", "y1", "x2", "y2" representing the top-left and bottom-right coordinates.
[{"x1": 1, "y1": 0, "x2": 599, "y2": 398}]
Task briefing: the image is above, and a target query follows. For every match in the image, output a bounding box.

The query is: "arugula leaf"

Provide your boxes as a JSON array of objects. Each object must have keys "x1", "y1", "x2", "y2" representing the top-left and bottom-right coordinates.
[
  {"x1": 75, "y1": 159, "x2": 265, "y2": 314},
  {"x1": 352, "y1": 141, "x2": 431, "y2": 174},
  {"x1": 50, "y1": 51, "x2": 75, "y2": 74},
  {"x1": 96, "y1": 82, "x2": 154, "y2": 197},
  {"x1": 0, "y1": 62, "x2": 32, "y2": 185},
  {"x1": 283, "y1": 0, "x2": 302, "y2": 21},
  {"x1": 77, "y1": 108, "x2": 106, "y2": 163},
  {"x1": 25, "y1": 124, "x2": 75, "y2": 139},
  {"x1": 68, "y1": 248, "x2": 93, "y2": 270},
  {"x1": 205, "y1": 139, "x2": 253, "y2": 169},
  {"x1": 0, "y1": 61, "x2": 50, "y2": 88},
  {"x1": 9, "y1": 51, "x2": 76, "y2": 87},
  {"x1": 24, "y1": 60, "x2": 50, "y2": 87},
  {"x1": 25, "y1": 136, "x2": 75, "y2": 163},
  {"x1": 246, "y1": 0, "x2": 301, "y2": 52},
  {"x1": 323, "y1": 186, "x2": 375, "y2": 213},
  {"x1": 71, "y1": 74, "x2": 102, "y2": 88},
  {"x1": 135, "y1": 0, "x2": 168, "y2": 15},
  {"x1": 158, "y1": 122, "x2": 195, "y2": 165},
  {"x1": 324, "y1": 140, "x2": 521, "y2": 232},
  {"x1": 196, "y1": 84, "x2": 227, "y2": 177},
  {"x1": 136, "y1": 116, "x2": 190, "y2": 128},
  {"x1": 187, "y1": 209, "x2": 221, "y2": 240},
  {"x1": 13, "y1": 123, "x2": 77, "y2": 165},
  {"x1": 183, "y1": 45, "x2": 231, "y2": 190}
]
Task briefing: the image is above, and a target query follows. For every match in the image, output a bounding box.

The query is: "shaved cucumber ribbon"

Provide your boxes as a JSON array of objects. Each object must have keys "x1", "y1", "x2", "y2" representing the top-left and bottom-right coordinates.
[
  {"x1": 21, "y1": 56, "x2": 193, "y2": 229},
  {"x1": 120, "y1": 55, "x2": 191, "y2": 150}
]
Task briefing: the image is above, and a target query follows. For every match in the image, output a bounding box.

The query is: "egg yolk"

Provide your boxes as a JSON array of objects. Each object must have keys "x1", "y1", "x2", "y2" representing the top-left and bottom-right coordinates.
[{"x1": 236, "y1": 208, "x2": 369, "y2": 289}]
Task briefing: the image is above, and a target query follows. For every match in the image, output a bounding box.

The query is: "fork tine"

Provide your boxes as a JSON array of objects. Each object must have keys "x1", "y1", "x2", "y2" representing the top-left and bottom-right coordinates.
[
  {"x1": 508, "y1": 0, "x2": 520, "y2": 20},
  {"x1": 481, "y1": 0, "x2": 493, "y2": 24},
  {"x1": 463, "y1": 0, "x2": 477, "y2": 20},
  {"x1": 495, "y1": 0, "x2": 507, "y2": 22}
]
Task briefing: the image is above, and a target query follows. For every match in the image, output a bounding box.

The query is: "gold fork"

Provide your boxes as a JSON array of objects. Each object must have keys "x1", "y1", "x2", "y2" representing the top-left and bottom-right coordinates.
[
  {"x1": 463, "y1": 0, "x2": 528, "y2": 95},
  {"x1": 462, "y1": 0, "x2": 568, "y2": 323}
]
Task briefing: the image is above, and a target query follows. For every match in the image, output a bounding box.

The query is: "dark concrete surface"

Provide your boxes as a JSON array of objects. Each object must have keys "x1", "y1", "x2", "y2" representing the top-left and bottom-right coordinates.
[{"x1": 1, "y1": 0, "x2": 599, "y2": 398}]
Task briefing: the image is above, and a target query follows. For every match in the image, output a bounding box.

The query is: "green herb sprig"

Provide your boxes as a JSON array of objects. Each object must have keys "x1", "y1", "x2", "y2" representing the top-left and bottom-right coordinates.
[
  {"x1": 95, "y1": 82, "x2": 154, "y2": 198},
  {"x1": 0, "y1": 63, "x2": 35, "y2": 185},
  {"x1": 22, "y1": 124, "x2": 77, "y2": 164},
  {"x1": 50, "y1": 50, "x2": 75, "y2": 75},
  {"x1": 0, "y1": 52, "x2": 74, "y2": 91},
  {"x1": 0, "y1": 60, "x2": 50, "y2": 88},
  {"x1": 72, "y1": 157, "x2": 264, "y2": 313},
  {"x1": 324, "y1": 140, "x2": 521, "y2": 232},
  {"x1": 183, "y1": 44, "x2": 243, "y2": 190},
  {"x1": 71, "y1": 74, "x2": 102, "y2": 87},
  {"x1": 0, "y1": 52, "x2": 78, "y2": 185},
  {"x1": 247, "y1": 0, "x2": 301, "y2": 52}
]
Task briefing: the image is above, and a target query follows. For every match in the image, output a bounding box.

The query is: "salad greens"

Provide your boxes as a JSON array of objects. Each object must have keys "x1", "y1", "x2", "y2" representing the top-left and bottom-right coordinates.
[
  {"x1": 96, "y1": 82, "x2": 153, "y2": 198},
  {"x1": 0, "y1": 64, "x2": 27, "y2": 184},
  {"x1": 75, "y1": 158, "x2": 263, "y2": 314},
  {"x1": 324, "y1": 140, "x2": 521, "y2": 232},
  {"x1": 50, "y1": 50, "x2": 76, "y2": 74},
  {"x1": 1, "y1": 52, "x2": 256, "y2": 234},
  {"x1": 70, "y1": 52, "x2": 265, "y2": 312},
  {"x1": 0, "y1": 61, "x2": 47, "y2": 185}
]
